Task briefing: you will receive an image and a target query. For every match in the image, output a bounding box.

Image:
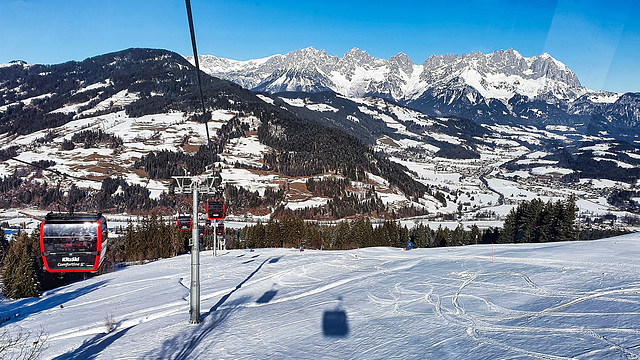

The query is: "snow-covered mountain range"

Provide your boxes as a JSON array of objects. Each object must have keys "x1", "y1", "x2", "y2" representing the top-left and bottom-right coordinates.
[
  {"x1": 190, "y1": 48, "x2": 638, "y2": 137},
  {"x1": 191, "y1": 47, "x2": 594, "y2": 102}
]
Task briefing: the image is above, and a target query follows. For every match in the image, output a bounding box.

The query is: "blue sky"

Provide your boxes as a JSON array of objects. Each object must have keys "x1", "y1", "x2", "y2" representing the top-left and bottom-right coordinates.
[{"x1": 1, "y1": 0, "x2": 638, "y2": 93}]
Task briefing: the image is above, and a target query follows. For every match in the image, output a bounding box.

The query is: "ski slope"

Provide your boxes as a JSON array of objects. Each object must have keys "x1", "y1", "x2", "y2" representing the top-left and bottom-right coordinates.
[{"x1": 2, "y1": 234, "x2": 640, "y2": 359}]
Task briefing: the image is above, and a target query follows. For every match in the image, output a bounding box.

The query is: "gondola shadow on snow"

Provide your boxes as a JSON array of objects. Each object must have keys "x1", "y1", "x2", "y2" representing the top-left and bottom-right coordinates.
[
  {"x1": 51, "y1": 325, "x2": 132, "y2": 360},
  {"x1": 0, "y1": 280, "x2": 109, "y2": 325},
  {"x1": 322, "y1": 297, "x2": 350, "y2": 338},
  {"x1": 256, "y1": 289, "x2": 278, "y2": 304},
  {"x1": 147, "y1": 258, "x2": 273, "y2": 359}
]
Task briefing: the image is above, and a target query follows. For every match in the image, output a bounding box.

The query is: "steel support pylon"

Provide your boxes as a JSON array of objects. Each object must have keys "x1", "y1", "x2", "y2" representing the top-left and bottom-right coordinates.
[
  {"x1": 189, "y1": 181, "x2": 200, "y2": 324},
  {"x1": 173, "y1": 175, "x2": 219, "y2": 325}
]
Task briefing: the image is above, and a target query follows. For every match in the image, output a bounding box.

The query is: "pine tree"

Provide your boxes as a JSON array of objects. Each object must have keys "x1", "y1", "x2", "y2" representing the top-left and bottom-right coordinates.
[
  {"x1": 448, "y1": 225, "x2": 465, "y2": 247},
  {"x1": 469, "y1": 225, "x2": 482, "y2": 245},
  {"x1": 409, "y1": 224, "x2": 427, "y2": 248},
  {"x1": 435, "y1": 225, "x2": 448, "y2": 247},
  {"x1": 559, "y1": 197, "x2": 579, "y2": 241},
  {"x1": 124, "y1": 220, "x2": 139, "y2": 262},
  {"x1": 1, "y1": 232, "x2": 40, "y2": 299},
  {"x1": 499, "y1": 208, "x2": 517, "y2": 243},
  {"x1": 353, "y1": 218, "x2": 374, "y2": 248},
  {"x1": 538, "y1": 201, "x2": 555, "y2": 243},
  {"x1": 0, "y1": 229, "x2": 8, "y2": 266},
  {"x1": 265, "y1": 219, "x2": 282, "y2": 248},
  {"x1": 518, "y1": 198, "x2": 543, "y2": 243},
  {"x1": 334, "y1": 221, "x2": 350, "y2": 249}
]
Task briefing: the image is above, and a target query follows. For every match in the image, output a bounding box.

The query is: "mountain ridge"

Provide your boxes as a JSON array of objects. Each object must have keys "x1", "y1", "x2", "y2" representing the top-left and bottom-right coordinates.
[
  {"x1": 189, "y1": 47, "x2": 599, "y2": 102},
  {"x1": 190, "y1": 47, "x2": 638, "y2": 139}
]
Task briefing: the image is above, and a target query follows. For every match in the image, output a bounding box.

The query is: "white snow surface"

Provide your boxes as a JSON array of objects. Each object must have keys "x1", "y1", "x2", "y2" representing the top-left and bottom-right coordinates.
[
  {"x1": 2, "y1": 234, "x2": 640, "y2": 359},
  {"x1": 255, "y1": 94, "x2": 275, "y2": 105}
]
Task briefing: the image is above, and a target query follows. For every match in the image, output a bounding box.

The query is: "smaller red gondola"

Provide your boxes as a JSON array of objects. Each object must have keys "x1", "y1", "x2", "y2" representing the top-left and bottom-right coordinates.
[
  {"x1": 207, "y1": 201, "x2": 225, "y2": 220},
  {"x1": 177, "y1": 216, "x2": 192, "y2": 231},
  {"x1": 215, "y1": 223, "x2": 225, "y2": 236}
]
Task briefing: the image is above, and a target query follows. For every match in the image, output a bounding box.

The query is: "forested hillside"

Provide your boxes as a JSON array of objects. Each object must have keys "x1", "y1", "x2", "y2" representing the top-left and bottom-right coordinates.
[{"x1": 0, "y1": 48, "x2": 439, "y2": 215}]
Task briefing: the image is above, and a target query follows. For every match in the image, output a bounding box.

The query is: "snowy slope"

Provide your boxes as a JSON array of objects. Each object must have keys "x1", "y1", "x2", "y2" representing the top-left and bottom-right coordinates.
[
  {"x1": 0, "y1": 103, "x2": 429, "y2": 214},
  {"x1": 2, "y1": 234, "x2": 640, "y2": 359}
]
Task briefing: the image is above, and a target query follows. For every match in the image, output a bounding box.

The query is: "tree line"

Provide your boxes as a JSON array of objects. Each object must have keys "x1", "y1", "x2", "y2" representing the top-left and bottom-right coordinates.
[
  {"x1": 0, "y1": 174, "x2": 170, "y2": 214},
  {"x1": 133, "y1": 116, "x2": 250, "y2": 180},
  {"x1": 231, "y1": 198, "x2": 612, "y2": 250},
  {"x1": 228, "y1": 217, "x2": 489, "y2": 250},
  {"x1": 0, "y1": 170, "x2": 425, "y2": 220},
  {"x1": 61, "y1": 129, "x2": 124, "y2": 151}
]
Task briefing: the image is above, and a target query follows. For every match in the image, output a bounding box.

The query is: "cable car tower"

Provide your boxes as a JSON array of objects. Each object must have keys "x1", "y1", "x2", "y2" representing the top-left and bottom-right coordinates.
[{"x1": 172, "y1": 174, "x2": 220, "y2": 324}]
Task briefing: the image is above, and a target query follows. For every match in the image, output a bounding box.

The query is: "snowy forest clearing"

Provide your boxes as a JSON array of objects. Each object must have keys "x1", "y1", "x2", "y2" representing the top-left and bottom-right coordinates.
[{"x1": 2, "y1": 234, "x2": 640, "y2": 359}]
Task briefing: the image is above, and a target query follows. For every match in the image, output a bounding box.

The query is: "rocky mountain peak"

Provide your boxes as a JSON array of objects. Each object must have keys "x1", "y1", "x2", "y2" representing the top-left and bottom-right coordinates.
[
  {"x1": 389, "y1": 52, "x2": 414, "y2": 74},
  {"x1": 275, "y1": 46, "x2": 335, "y2": 71},
  {"x1": 528, "y1": 53, "x2": 581, "y2": 88},
  {"x1": 343, "y1": 47, "x2": 373, "y2": 65}
]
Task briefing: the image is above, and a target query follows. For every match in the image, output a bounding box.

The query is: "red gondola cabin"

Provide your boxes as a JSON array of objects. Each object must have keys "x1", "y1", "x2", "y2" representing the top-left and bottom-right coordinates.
[
  {"x1": 215, "y1": 223, "x2": 225, "y2": 236},
  {"x1": 40, "y1": 213, "x2": 108, "y2": 273},
  {"x1": 177, "y1": 216, "x2": 192, "y2": 231},
  {"x1": 207, "y1": 201, "x2": 225, "y2": 220}
]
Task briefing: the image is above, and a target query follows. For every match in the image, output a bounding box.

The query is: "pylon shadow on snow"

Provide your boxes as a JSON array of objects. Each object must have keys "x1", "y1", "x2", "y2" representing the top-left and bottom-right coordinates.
[
  {"x1": 149, "y1": 296, "x2": 250, "y2": 360},
  {"x1": 147, "y1": 258, "x2": 272, "y2": 359},
  {"x1": 51, "y1": 325, "x2": 132, "y2": 360},
  {"x1": 204, "y1": 258, "x2": 270, "y2": 317}
]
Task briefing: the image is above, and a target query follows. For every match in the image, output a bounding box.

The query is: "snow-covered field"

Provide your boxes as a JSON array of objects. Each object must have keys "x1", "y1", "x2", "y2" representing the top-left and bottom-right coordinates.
[{"x1": 2, "y1": 234, "x2": 640, "y2": 359}]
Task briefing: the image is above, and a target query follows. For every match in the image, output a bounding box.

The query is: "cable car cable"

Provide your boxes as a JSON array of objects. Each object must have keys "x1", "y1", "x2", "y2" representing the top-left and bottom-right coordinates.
[
  {"x1": 0, "y1": 152, "x2": 169, "y2": 192},
  {"x1": 185, "y1": 0, "x2": 217, "y2": 175},
  {"x1": 0, "y1": 152, "x2": 101, "y2": 183}
]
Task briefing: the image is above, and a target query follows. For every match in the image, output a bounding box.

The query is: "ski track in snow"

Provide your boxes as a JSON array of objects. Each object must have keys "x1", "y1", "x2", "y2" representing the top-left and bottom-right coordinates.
[
  {"x1": 2, "y1": 236, "x2": 640, "y2": 359},
  {"x1": 421, "y1": 256, "x2": 640, "y2": 359}
]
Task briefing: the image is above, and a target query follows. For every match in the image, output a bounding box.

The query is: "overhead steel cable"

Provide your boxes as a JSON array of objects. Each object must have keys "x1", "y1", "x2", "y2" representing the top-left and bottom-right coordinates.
[
  {"x1": 0, "y1": 152, "x2": 100, "y2": 183},
  {"x1": 185, "y1": 0, "x2": 217, "y2": 176},
  {"x1": 0, "y1": 153, "x2": 169, "y2": 191}
]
